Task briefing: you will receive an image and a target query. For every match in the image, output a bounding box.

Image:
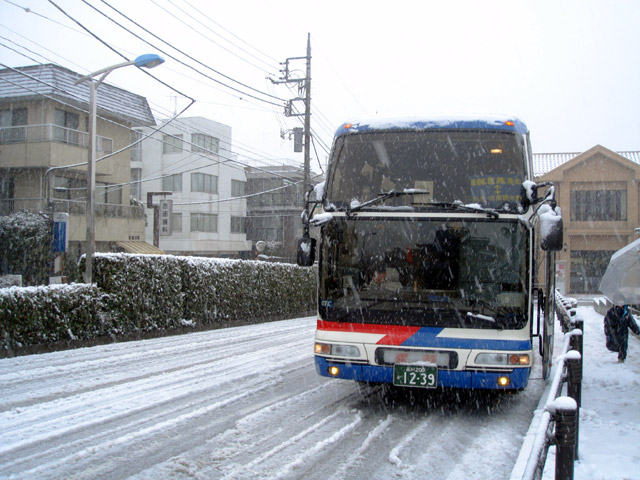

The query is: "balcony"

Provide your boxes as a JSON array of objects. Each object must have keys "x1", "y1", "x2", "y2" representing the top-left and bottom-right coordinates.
[
  {"x1": 0, "y1": 197, "x2": 145, "y2": 219},
  {"x1": 0, "y1": 124, "x2": 113, "y2": 153}
]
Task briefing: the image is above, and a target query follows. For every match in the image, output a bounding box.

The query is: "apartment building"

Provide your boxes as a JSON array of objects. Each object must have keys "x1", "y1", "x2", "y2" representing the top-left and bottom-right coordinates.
[
  {"x1": 245, "y1": 164, "x2": 322, "y2": 263},
  {"x1": 134, "y1": 117, "x2": 251, "y2": 257},
  {"x1": 0, "y1": 64, "x2": 157, "y2": 271},
  {"x1": 533, "y1": 145, "x2": 640, "y2": 294}
]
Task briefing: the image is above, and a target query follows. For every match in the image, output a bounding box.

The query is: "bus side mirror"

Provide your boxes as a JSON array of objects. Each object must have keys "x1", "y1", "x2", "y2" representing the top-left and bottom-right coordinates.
[
  {"x1": 297, "y1": 236, "x2": 316, "y2": 266},
  {"x1": 520, "y1": 180, "x2": 539, "y2": 211},
  {"x1": 539, "y1": 205, "x2": 563, "y2": 251}
]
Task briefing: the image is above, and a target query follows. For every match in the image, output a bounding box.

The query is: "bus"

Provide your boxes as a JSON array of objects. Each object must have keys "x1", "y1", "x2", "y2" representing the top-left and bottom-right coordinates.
[{"x1": 297, "y1": 116, "x2": 563, "y2": 391}]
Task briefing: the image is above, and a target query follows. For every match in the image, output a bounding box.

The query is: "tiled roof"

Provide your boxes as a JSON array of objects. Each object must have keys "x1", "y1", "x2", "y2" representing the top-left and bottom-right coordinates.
[
  {"x1": 533, "y1": 150, "x2": 640, "y2": 177},
  {"x1": 0, "y1": 64, "x2": 155, "y2": 126}
]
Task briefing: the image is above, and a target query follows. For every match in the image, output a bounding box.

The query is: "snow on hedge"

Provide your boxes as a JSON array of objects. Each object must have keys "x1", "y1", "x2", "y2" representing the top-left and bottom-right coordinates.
[{"x1": 1, "y1": 254, "x2": 316, "y2": 353}]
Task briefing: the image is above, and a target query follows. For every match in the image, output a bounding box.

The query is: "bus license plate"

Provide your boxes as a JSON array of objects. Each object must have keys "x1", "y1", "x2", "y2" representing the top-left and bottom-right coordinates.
[{"x1": 393, "y1": 364, "x2": 437, "y2": 388}]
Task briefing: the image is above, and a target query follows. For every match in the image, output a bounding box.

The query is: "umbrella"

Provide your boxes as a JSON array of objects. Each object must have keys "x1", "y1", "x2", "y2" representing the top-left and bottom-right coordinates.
[{"x1": 599, "y1": 238, "x2": 640, "y2": 305}]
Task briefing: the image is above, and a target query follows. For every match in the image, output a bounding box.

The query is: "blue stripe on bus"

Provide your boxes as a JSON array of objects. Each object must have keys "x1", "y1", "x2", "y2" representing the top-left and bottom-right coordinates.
[
  {"x1": 400, "y1": 327, "x2": 532, "y2": 351},
  {"x1": 315, "y1": 357, "x2": 531, "y2": 390}
]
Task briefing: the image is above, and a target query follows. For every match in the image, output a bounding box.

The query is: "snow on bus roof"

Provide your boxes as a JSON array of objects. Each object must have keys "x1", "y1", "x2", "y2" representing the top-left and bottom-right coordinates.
[{"x1": 334, "y1": 114, "x2": 528, "y2": 137}]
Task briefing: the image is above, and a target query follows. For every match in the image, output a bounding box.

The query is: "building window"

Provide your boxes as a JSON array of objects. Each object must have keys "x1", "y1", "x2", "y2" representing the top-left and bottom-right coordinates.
[
  {"x1": 192, "y1": 133, "x2": 219, "y2": 154},
  {"x1": 251, "y1": 216, "x2": 283, "y2": 242},
  {"x1": 130, "y1": 168, "x2": 142, "y2": 200},
  {"x1": 570, "y1": 189, "x2": 627, "y2": 221},
  {"x1": 231, "y1": 216, "x2": 246, "y2": 234},
  {"x1": 162, "y1": 173, "x2": 183, "y2": 192},
  {"x1": 0, "y1": 108, "x2": 27, "y2": 143},
  {"x1": 97, "y1": 136, "x2": 113, "y2": 154},
  {"x1": 131, "y1": 130, "x2": 142, "y2": 162},
  {"x1": 96, "y1": 183, "x2": 122, "y2": 205},
  {"x1": 1, "y1": 176, "x2": 15, "y2": 214},
  {"x1": 54, "y1": 109, "x2": 80, "y2": 145},
  {"x1": 163, "y1": 134, "x2": 183, "y2": 154},
  {"x1": 191, "y1": 173, "x2": 218, "y2": 194},
  {"x1": 570, "y1": 250, "x2": 616, "y2": 294},
  {"x1": 191, "y1": 212, "x2": 217, "y2": 232},
  {"x1": 172, "y1": 212, "x2": 182, "y2": 233},
  {"x1": 231, "y1": 179, "x2": 246, "y2": 197}
]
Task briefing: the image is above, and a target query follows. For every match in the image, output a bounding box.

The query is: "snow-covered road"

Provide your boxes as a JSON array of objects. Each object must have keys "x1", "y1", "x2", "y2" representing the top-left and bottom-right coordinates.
[{"x1": 0, "y1": 316, "x2": 548, "y2": 479}]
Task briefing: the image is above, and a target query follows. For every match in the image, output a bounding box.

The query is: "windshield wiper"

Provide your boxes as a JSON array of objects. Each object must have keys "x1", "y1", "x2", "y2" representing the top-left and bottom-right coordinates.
[
  {"x1": 427, "y1": 201, "x2": 499, "y2": 218},
  {"x1": 466, "y1": 312, "x2": 506, "y2": 330},
  {"x1": 349, "y1": 189, "x2": 428, "y2": 214}
]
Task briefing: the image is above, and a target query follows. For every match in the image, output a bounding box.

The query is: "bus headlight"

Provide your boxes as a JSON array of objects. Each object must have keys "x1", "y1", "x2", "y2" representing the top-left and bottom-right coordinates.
[
  {"x1": 315, "y1": 343, "x2": 361, "y2": 358},
  {"x1": 475, "y1": 353, "x2": 530, "y2": 366}
]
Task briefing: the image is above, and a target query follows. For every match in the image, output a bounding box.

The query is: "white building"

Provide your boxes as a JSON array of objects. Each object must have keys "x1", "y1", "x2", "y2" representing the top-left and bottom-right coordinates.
[{"x1": 133, "y1": 116, "x2": 251, "y2": 258}]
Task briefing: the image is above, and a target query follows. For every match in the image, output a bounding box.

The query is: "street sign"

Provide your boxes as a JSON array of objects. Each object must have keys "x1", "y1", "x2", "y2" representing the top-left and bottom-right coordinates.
[
  {"x1": 53, "y1": 213, "x2": 69, "y2": 252},
  {"x1": 159, "y1": 199, "x2": 173, "y2": 236}
]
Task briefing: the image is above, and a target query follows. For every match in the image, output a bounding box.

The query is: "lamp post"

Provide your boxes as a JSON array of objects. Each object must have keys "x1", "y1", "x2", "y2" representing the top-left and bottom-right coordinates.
[{"x1": 75, "y1": 54, "x2": 164, "y2": 284}]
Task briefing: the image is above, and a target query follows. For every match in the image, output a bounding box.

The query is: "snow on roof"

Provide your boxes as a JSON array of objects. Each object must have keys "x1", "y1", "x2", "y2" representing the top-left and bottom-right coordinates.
[
  {"x1": 0, "y1": 64, "x2": 156, "y2": 127},
  {"x1": 335, "y1": 115, "x2": 529, "y2": 137},
  {"x1": 532, "y1": 150, "x2": 640, "y2": 177}
]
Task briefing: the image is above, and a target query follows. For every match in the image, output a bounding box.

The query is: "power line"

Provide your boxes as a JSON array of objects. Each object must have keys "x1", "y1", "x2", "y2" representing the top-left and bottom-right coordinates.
[
  {"x1": 87, "y1": 0, "x2": 287, "y2": 107},
  {"x1": 47, "y1": 0, "x2": 194, "y2": 106},
  {"x1": 154, "y1": 0, "x2": 276, "y2": 75}
]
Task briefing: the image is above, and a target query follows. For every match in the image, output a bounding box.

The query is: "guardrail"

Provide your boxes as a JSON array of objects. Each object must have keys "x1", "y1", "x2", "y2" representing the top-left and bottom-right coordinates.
[{"x1": 517, "y1": 291, "x2": 583, "y2": 480}]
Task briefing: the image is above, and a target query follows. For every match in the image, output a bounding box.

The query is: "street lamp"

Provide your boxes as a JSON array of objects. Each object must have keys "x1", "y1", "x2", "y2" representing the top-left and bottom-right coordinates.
[{"x1": 75, "y1": 54, "x2": 164, "y2": 284}]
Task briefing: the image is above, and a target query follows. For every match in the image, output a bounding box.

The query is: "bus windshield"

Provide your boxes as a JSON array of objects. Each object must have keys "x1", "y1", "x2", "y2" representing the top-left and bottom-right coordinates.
[
  {"x1": 319, "y1": 217, "x2": 529, "y2": 329},
  {"x1": 326, "y1": 130, "x2": 526, "y2": 211}
]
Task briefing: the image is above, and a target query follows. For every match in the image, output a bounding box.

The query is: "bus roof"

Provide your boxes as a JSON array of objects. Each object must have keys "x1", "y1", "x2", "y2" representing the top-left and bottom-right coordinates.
[{"x1": 334, "y1": 115, "x2": 528, "y2": 138}]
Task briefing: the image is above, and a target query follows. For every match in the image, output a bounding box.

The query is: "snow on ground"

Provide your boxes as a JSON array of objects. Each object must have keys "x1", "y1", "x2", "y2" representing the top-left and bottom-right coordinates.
[
  {"x1": 0, "y1": 303, "x2": 638, "y2": 479},
  {"x1": 540, "y1": 306, "x2": 640, "y2": 480}
]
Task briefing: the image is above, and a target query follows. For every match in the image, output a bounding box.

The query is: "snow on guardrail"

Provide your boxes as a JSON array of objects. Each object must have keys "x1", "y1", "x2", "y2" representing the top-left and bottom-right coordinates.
[{"x1": 511, "y1": 291, "x2": 583, "y2": 480}]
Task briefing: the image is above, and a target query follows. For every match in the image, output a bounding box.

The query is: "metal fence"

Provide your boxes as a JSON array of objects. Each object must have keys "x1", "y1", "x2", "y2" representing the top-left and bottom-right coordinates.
[{"x1": 517, "y1": 291, "x2": 583, "y2": 480}]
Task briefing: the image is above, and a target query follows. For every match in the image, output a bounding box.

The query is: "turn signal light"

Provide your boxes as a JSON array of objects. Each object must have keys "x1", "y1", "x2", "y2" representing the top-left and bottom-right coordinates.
[{"x1": 509, "y1": 354, "x2": 530, "y2": 365}]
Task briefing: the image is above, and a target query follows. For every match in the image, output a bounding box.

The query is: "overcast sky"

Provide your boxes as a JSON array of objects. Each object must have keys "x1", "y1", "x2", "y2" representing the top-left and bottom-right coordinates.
[{"x1": 1, "y1": 0, "x2": 639, "y2": 171}]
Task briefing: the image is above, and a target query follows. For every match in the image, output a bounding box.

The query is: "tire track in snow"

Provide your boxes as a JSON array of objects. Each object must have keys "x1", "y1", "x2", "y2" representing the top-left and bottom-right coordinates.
[
  {"x1": 327, "y1": 414, "x2": 395, "y2": 480},
  {"x1": 15, "y1": 380, "x2": 277, "y2": 479},
  {"x1": 0, "y1": 316, "x2": 546, "y2": 480},
  {"x1": 0, "y1": 337, "x2": 311, "y2": 456},
  {"x1": 0, "y1": 320, "x2": 314, "y2": 409},
  {"x1": 221, "y1": 408, "x2": 361, "y2": 480}
]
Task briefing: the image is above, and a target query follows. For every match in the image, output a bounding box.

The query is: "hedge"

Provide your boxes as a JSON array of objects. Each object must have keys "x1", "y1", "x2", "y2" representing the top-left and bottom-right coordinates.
[
  {"x1": 0, "y1": 212, "x2": 52, "y2": 286},
  {"x1": 1, "y1": 254, "x2": 317, "y2": 355}
]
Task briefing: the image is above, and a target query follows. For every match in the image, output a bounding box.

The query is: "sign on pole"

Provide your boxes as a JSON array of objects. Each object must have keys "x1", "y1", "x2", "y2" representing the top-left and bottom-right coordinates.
[
  {"x1": 159, "y1": 199, "x2": 173, "y2": 236},
  {"x1": 53, "y1": 212, "x2": 69, "y2": 253}
]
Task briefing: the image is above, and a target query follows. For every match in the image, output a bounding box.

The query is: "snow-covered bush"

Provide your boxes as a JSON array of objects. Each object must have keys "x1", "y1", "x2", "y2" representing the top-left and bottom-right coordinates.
[
  {"x1": 180, "y1": 257, "x2": 316, "y2": 323},
  {"x1": 1, "y1": 253, "x2": 317, "y2": 354},
  {"x1": 0, "y1": 212, "x2": 52, "y2": 286},
  {"x1": 88, "y1": 253, "x2": 184, "y2": 331},
  {"x1": 0, "y1": 283, "x2": 112, "y2": 351}
]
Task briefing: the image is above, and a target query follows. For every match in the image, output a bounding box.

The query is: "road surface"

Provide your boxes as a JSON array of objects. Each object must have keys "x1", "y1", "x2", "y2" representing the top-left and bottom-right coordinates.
[{"x1": 0, "y1": 316, "x2": 547, "y2": 479}]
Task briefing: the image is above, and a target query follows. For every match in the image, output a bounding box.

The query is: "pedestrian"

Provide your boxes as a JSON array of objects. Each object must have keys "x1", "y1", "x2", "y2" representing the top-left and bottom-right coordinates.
[{"x1": 604, "y1": 305, "x2": 640, "y2": 363}]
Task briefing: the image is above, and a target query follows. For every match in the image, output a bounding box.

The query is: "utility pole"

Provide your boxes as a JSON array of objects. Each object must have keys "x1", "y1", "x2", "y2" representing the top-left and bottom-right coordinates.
[
  {"x1": 271, "y1": 33, "x2": 312, "y2": 205},
  {"x1": 303, "y1": 33, "x2": 311, "y2": 197}
]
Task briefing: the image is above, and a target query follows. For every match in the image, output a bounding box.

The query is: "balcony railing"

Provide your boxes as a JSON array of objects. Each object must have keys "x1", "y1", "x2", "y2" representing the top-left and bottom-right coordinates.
[
  {"x1": 0, "y1": 124, "x2": 113, "y2": 154},
  {"x1": 0, "y1": 198, "x2": 144, "y2": 219}
]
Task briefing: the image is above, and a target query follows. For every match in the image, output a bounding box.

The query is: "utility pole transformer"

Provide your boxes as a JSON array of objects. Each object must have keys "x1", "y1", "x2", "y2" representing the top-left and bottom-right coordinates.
[{"x1": 271, "y1": 33, "x2": 312, "y2": 205}]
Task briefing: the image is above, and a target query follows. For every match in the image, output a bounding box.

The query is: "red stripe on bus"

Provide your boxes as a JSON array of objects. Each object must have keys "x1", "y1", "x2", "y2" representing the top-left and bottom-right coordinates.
[{"x1": 316, "y1": 320, "x2": 420, "y2": 346}]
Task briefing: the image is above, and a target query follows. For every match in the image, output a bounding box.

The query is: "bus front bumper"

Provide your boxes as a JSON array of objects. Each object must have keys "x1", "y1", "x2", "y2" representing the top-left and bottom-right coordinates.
[{"x1": 315, "y1": 356, "x2": 530, "y2": 390}]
